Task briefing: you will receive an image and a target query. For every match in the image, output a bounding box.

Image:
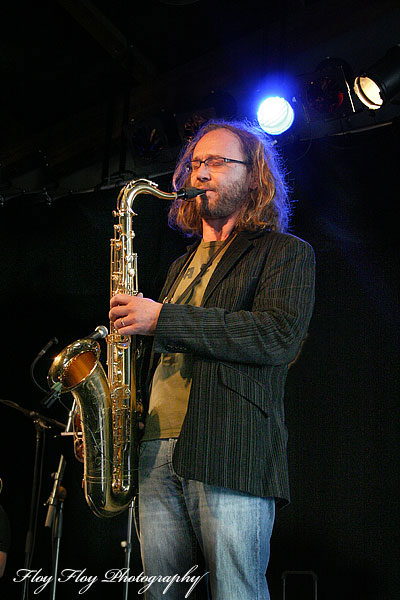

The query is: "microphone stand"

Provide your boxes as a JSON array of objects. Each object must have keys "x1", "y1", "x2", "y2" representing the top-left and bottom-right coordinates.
[
  {"x1": 0, "y1": 399, "x2": 65, "y2": 600},
  {"x1": 121, "y1": 499, "x2": 136, "y2": 600},
  {"x1": 22, "y1": 415, "x2": 46, "y2": 600},
  {"x1": 49, "y1": 486, "x2": 66, "y2": 600},
  {"x1": 45, "y1": 400, "x2": 76, "y2": 600}
]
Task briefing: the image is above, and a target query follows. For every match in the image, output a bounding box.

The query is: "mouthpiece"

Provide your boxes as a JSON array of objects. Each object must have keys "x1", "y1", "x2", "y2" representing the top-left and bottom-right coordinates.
[{"x1": 176, "y1": 187, "x2": 206, "y2": 201}]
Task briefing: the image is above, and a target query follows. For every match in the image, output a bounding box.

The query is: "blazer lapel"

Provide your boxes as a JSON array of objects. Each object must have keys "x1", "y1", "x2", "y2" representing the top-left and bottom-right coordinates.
[
  {"x1": 201, "y1": 232, "x2": 255, "y2": 306},
  {"x1": 159, "y1": 231, "x2": 268, "y2": 306}
]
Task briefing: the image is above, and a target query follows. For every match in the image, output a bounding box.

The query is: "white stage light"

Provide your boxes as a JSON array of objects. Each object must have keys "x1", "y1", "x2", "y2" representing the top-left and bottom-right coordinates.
[{"x1": 257, "y1": 96, "x2": 294, "y2": 135}]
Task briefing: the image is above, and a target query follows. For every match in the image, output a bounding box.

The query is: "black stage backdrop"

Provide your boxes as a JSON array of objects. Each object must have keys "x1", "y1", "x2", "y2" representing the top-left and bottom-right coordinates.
[{"x1": 0, "y1": 123, "x2": 399, "y2": 599}]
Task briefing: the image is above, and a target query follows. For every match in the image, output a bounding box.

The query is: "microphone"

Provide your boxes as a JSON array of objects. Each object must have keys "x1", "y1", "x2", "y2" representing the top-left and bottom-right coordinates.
[
  {"x1": 176, "y1": 187, "x2": 207, "y2": 201},
  {"x1": 34, "y1": 337, "x2": 59, "y2": 360},
  {"x1": 30, "y1": 337, "x2": 59, "y2": 394},
  {"x1": 40, "y1": 381, "x2": 62, "y2": 410},
  {"x1": 85, "y1": 325, "x2": 108, "y2": 340},
  {"x1": 45, "y1": 460, "x2": 67, "y2": 529}
]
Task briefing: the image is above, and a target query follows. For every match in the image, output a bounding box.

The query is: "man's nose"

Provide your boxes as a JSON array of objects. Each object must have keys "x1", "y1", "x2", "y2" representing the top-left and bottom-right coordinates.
[{"x1": 193, "y1": 164, "x2": 211, "y2": 181}]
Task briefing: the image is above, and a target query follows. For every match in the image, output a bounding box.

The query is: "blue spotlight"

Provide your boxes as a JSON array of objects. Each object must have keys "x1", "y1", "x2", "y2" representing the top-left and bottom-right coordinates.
[{"x1": 257, "y1": 96, "x2": 294, "y2": 135}]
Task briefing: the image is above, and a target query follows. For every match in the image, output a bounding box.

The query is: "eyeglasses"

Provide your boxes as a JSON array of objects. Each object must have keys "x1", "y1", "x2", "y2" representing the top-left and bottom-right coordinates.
[{"x1": 185, "y1": 156, "x2": 249, "y2": 173}]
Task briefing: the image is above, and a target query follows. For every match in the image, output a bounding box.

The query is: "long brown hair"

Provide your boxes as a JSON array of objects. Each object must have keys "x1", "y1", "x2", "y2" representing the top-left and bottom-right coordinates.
[{"x1": 169, "y1": 120, "x2": 291, "y2": 236}]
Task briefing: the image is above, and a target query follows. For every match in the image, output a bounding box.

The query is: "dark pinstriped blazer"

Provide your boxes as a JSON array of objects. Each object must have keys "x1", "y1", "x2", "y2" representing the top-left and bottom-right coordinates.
[{"x1": 151, "y1": 229, "x2": 315, "y2": 506}]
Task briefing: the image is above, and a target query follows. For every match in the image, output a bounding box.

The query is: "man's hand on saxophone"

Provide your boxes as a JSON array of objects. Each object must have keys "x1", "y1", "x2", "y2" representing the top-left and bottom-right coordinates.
[{"x1": 109, "y1": 293, "x2": 163, "y2": 336}]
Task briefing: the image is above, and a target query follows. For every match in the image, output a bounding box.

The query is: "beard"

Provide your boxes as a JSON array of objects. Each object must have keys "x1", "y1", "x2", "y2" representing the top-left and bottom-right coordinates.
[{"x1": 197, "y1": 177, "x2": 250, "y2": 219}]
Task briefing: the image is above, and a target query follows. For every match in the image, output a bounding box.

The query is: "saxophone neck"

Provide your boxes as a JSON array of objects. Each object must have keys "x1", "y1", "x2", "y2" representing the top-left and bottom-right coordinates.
[
  {"x1": 118, "y1": 178, "x2": 176, "y2": 213},
  {"x1": 117, "y1": 178, "x2": 204, "y2": 212}
]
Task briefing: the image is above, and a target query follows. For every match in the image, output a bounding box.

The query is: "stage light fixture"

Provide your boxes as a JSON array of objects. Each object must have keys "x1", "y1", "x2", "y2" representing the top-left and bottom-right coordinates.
[
  {"x1": 256, "y1": 96, "x2": 294, "y2": 135},
  {"x1": 126, "y1": 114, "x2": 171, "y2": 162},
  {"x1": 301, "y1": 58, "x2": 355, "y2": 121},
  {"x1": 354, "y1": 45, "x2": 400, "y2": 110}
]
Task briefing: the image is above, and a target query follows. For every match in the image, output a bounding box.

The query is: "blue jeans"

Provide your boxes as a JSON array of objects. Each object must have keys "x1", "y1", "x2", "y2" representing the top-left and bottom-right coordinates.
[{"x1": 138, "y1": 439, "x2": 275, "y2": 599}]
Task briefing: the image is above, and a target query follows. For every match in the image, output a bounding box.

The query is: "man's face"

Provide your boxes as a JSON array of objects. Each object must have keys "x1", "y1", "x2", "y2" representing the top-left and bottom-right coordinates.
[{"x1": 189, "y1": 129, "x2": 251, "y2": 219}]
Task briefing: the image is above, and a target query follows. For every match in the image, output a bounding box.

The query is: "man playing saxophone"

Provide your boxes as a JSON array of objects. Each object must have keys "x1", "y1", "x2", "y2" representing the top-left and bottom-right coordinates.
[{"x1": 109, "y1": 119, "x2": 315, "y2": 599}]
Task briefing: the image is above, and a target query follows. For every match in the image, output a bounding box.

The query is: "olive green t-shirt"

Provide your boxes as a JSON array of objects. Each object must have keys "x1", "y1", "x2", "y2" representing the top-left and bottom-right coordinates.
[{"x1": 142, "y1": 239, "x2": 228, "y2": 440}]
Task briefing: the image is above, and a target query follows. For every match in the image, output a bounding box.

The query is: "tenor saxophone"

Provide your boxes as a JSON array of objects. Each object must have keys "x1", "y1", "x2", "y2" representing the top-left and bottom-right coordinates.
[{"x1": 48, "y1": 179, "x2": 202, "y2": 517}]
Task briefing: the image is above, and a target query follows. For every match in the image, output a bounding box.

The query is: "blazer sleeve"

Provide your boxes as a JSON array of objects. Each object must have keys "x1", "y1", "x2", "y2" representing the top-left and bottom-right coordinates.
[{"x1": 153, "y1": 235, "x2": 315, "y2": 366}]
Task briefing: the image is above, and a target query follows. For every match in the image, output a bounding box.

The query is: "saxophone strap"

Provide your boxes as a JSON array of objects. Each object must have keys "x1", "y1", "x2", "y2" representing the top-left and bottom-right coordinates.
[{"x1": 163, "y1": 232, "x2": 237, "y2": 305}]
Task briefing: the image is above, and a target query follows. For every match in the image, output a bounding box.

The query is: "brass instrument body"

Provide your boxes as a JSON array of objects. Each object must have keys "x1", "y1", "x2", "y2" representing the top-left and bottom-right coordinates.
[
  {"x1": 48, "y1": 179, "x2": 195, "y2": 518},
  {"x1": 48, "y1": 339, "x2": 117, "y2": 517}
]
